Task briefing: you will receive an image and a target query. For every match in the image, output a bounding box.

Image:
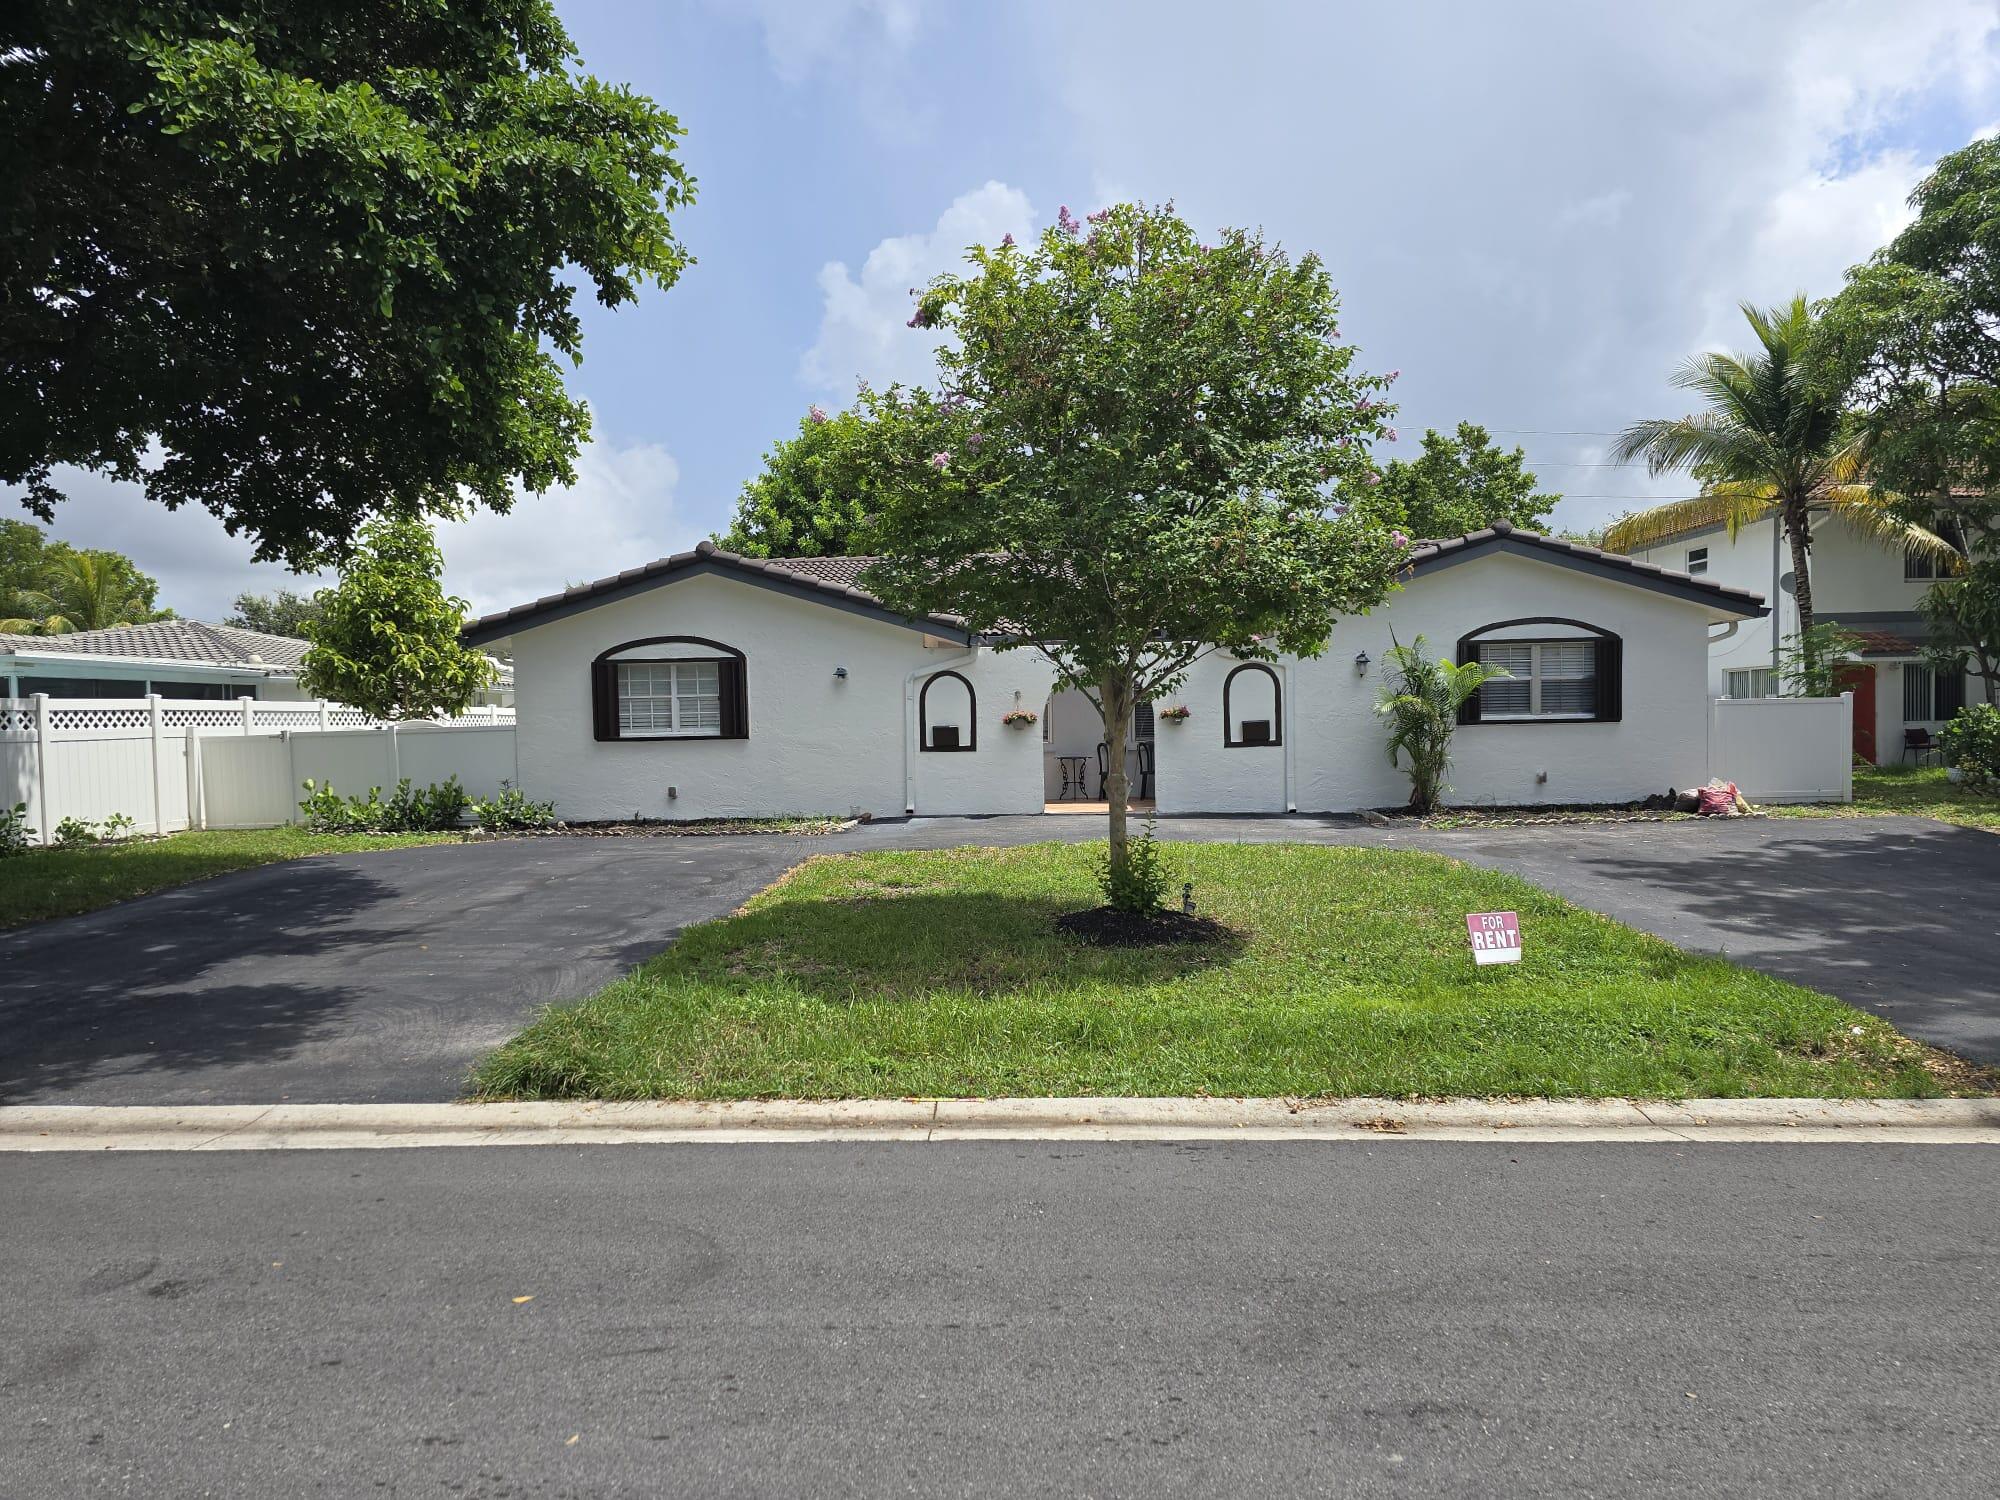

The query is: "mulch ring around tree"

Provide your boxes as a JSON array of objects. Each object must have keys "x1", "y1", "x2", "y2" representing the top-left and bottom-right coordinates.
[{"x1": 1054, "y1": 906, "x2": 1242, "y2": 948}]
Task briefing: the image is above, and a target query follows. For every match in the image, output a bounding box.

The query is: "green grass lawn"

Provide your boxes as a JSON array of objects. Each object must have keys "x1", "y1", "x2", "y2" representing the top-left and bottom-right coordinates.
[
  {"x1": 0, "y1": 827, "x2": 465, "y2": 929},
  {"x1": 1771, "y1": 764, "x2": 2000, "y2": 832},
  {"x1": 474, "y1": 842, "x2": 1992, "y2": 1102}
]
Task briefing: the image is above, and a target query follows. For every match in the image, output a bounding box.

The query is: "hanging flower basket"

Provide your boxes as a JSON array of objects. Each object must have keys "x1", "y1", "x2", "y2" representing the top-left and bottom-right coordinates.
[
  {"x1": 1158, "y1": 705, "x2": 1192, "y2": 724},
  {"x1": 1001, "y1": 709, "x2": 1039, "y2": 728}
]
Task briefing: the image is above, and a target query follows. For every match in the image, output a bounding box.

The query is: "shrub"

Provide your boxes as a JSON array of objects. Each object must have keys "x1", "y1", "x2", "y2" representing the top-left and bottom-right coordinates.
[
  {"x1": 1093, "y1": 815, "x2": 1172, "y2": 915},
  {"x1": 298, "y1": 776, "x2": 470, "y2": 834},
  {"x1": 1375, "y1": 634, "x2": 1508, "y2": 814},
  {"x1": 1, "y1": 802, "x2": 29, "y2": 856},
  {"x1": 470, "y1": 781, "x2": 558, "y2": 832},
  {"x1": 1941, "y1": 703, "x2": 2000, "y2": 789},
  {"x1": 53, "y1": 815, "x2": 101, "y2": 847}
]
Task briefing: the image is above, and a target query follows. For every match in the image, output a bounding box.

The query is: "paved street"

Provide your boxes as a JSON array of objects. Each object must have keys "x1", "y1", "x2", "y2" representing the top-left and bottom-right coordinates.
[
  {"x1": 4, "y1": 1141, "x2": 1995, "y2": 1498},
  {"x1": 5, "y1": 814, "x2": 1999, "y2": 1107}
]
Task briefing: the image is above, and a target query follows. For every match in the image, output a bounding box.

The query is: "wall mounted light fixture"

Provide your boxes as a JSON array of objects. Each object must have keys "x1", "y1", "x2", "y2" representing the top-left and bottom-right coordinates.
[
  {"x1": 1354, "y1": 650, "x2": 1371, "y2": 677},
  {"x1": 833, "y1": 665, "x2": 848, "y2": 679}
]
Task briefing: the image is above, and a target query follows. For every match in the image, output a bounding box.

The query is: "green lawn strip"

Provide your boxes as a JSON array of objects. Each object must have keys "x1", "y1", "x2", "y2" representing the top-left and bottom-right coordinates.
[
  {"x1": 1768, "y1": 765, "x2": 2000, "y2": 832},
  {"x1": 475, "y1": 842, "x2": 1992, "y2": 1102},
  {"x1": 0, "y1": 827, "x2": 465, "y2": 929}
]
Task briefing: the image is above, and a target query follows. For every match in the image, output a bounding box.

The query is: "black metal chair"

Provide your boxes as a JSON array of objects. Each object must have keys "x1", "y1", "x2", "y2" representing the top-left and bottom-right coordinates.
[
  {"x1": 1903, "y1": 727, "x2": 1942, "y2": 766},
  {"x1": 1136, "y1": 740, "x2": 1155, "y2": 800},
  {"x1": 1096, "y1": 741, "x2": 1110, "y2": 798}
]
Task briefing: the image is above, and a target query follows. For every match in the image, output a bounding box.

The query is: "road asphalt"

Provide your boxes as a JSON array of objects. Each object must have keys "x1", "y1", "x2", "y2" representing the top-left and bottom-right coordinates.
[{"x1": 4, "y1": 1140, "x2": 1995, "y2": 1498}]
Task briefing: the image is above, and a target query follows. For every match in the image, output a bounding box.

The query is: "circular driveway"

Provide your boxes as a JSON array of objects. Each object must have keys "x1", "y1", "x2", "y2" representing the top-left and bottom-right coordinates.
[{"x1": 3, "y1": 814, "x2": 1995, "y2": 1105}]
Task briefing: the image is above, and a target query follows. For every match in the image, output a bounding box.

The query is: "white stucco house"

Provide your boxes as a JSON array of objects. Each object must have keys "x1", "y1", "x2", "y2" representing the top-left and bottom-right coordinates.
[
  {"x1": 462, "y1": 524, "x2": 1769, "y2": 820},
  {"x1": 1624, "y1": 516, "x2": 1977, "y2": 765}
]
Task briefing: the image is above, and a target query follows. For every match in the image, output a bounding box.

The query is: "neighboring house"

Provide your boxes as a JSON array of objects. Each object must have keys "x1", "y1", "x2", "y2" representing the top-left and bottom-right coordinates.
[
  {"x1": 0, "y1": 619, "x2": 515, "y2": 708},
  {"x1": 1624, "y1": 517, "x2": 1975, "y2": 765},
  {"x1": 462, "y1": 525, "x2": 1766, "y2": 820}
]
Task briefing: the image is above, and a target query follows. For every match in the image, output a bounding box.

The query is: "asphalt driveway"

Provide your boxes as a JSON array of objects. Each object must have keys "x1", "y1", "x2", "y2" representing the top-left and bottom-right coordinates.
[
  {"x1": 3, "y1": 814, "x2": 1996, "y2": 1105},
  {"x1": 0, "y1": 836, "x2": 816, "y2": 1106}
]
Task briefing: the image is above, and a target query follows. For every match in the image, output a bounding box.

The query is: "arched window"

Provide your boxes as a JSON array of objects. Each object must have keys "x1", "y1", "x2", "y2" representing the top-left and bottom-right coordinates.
[
  {"x1": 591, "y1": 635, "x2": 748, "y2": 742},
  {"x1": 1222, "y1": 663, "x2": 1281, "y2": 747},
  {"x1": 1455, "y1": 617, "x2": 1622, "y2": 725},
  {"x1": 919, "y1": 669, "x2": 977, "y2": 752}
]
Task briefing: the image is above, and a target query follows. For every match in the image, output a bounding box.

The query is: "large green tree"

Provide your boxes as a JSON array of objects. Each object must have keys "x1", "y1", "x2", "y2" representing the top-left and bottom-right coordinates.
[
  {"x1": 1814, "y1": 137, "x2": 2000, "y2": 703},
  {"x1": 1606, "y1": 297, "x2": 1952, "y2": 683},
  {"x1": 1347, "y1": 422, "x2": 1558, "y2": 540},
  {"x1": 225, "y1": 588, "x2": 323, "y2": 639},
  {"x1": 0, "y1": 520, "x2": 170, "y2": 633},
  {"x1": 861, "y1": 202, "x2": 1404, "y2": 898},
  {"x1": 1, "y1": 2, "x2": 693, "y2": 567},
  {"x1": 715, "y1": 403, "x2": 939, "y2": 558},
  {"x1": 299, "y1": 517, "x2": 491, "y2": 720}
]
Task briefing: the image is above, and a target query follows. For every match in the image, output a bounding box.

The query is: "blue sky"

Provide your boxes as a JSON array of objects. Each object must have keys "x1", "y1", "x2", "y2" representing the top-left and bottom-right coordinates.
[{"x1": 23, "y1": 0, "x2": 2000, "y2": 620}]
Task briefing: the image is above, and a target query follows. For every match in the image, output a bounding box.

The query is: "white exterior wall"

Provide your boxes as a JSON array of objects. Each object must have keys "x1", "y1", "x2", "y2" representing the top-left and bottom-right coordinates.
[
  {"x1": 508, "y1": 573, "x2": 1054, "y2": 821},
  {"x1": 1154, "y1": 552, "x2": 1726, "y2": 814},
  {"x1": 1632, "y1": 516, "x2": 1981, "y2": 763}
]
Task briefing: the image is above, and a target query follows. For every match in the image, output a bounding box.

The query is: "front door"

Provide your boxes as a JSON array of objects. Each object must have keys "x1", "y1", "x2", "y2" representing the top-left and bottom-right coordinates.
[{"x1": 1836, "y1": 664, "x2": 1877, "y2": 764}]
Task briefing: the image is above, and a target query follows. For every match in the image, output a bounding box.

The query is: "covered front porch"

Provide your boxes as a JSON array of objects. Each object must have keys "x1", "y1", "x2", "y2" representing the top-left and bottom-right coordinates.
[{"x1": 1040, "y1": 685, "x2": 1156, "y2": 809}]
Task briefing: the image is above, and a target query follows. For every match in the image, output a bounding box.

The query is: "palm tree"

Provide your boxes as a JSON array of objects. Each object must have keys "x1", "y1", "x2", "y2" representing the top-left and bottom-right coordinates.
[
  {"x1": 1605, "y1": 296, "x2": 1956, "y2": 677},
  {"x1": 0, "y1": 552, "x2": 158, "y2": 634}
]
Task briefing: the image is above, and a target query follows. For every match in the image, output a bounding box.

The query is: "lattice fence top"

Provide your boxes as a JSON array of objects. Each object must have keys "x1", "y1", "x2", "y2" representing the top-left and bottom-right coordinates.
[
  {"x1": 48, "y1": 704, "x2": 155, "y2": 732},
  {"x1": 1, "y1": 697, "x2": 510, "y2": 738}
]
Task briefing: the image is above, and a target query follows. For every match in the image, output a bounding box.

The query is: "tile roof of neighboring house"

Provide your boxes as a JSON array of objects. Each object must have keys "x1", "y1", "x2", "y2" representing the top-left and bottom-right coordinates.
[
  {"x1": 0, "y1": 619, "x2": 311, "y2": 670},
  {"x1": 1821, "y1": 612, "x2": 1932, "y2": 657},
  {"x1": 464, "y1": 526, "x2": 1767, "y2": 644}
]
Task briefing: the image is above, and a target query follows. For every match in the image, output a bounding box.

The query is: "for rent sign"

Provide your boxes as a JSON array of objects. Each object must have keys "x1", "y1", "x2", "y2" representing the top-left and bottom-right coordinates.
[{"x1": 1466, "y1": 911, "x2": 1522, "y2": 965}]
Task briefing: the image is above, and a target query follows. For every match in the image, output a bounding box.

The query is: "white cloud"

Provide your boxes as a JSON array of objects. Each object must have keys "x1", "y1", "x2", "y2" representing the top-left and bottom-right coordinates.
[
  {"x1": 713, "y1": 0, "x2": 924, "y2": 83},
  {"x1": 438, "y1": 436, "x2": 691, "y2": 619},
  {"x1": 799, "y1": 181, "x2": 1036, "y2": 396},
  {"x1": 6, "y1": 429, "x2": 688, "y2": 625},
  {"x1": 1025, "y1": 0, "x2": 2000, "y2": 530}
]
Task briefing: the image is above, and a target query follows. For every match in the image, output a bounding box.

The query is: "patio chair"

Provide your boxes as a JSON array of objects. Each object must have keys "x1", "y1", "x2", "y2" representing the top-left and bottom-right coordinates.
[{"x1": 1903, "y1": 727, "x2": 1941, "y2": 766}]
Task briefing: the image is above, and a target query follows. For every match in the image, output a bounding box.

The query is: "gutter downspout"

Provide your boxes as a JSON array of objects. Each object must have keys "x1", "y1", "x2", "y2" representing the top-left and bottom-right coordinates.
[
  {"x1": 904, "y1": 643, "x2": 979, "y2": 816},
  {"x1": 1279, "y1": 660, "x2": 1296, "y2": 813},
  {"x1": 1771, "y1": 516, "x2": 1783, "y2": 674}
]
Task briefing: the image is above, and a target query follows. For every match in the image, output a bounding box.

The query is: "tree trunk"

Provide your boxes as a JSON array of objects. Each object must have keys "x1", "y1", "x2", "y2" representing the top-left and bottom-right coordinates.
[
  {"x1": 1099, "y1": 670, "x2": 1133, "y2": 883},
  {"x1": 1785, "y1": 509, "x2": 1815, "y2": 641}
]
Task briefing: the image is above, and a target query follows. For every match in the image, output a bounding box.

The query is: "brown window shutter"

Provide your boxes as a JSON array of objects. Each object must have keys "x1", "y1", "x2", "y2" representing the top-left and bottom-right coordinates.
[
  {"x1": 592, "y1": 659, "x2": 618, "y2": 741},
  {"x1": 1594, "y1": 636, "x2": 1623, "y2": 722},
  {"x1": 720, "y1": 658, "x2": 749, "y2": 739},
  {"x1": 1456, "y1": 634, "x2": 1483, "y2": 725}
]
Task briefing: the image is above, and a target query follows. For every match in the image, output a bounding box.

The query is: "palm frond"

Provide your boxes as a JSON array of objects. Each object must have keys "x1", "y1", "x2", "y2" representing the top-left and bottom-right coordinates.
[
  {"x1": 1600, "y1": 491, "x2": 1776, "y2": 554},
  {"x1": 1821, "y1": 497, "x2": 1965, "y2": 572}
]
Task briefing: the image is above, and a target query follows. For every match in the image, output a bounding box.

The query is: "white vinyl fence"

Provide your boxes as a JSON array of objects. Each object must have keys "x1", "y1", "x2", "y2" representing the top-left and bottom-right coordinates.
[
  {"x1": 1708, "y1": 692, "x2": 1854, "y2": 803},
  {"x1": 1, "y1": 695, "x2": 514, "y2": 841},
  {"x1": 193, "y1": 724, "x2": 520, "y2": 829}
]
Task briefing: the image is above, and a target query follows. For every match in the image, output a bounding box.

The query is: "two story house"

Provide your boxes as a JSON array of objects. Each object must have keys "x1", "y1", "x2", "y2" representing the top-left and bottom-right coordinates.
[{"x1": 1624, "y1": 516, "x2": 1973, "y2": 764}]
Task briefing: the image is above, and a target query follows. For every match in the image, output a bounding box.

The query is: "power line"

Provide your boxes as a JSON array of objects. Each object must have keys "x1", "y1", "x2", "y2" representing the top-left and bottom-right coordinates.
[{"x1": 1488, "y1": 427, "x2": 1623, "y2": 437}]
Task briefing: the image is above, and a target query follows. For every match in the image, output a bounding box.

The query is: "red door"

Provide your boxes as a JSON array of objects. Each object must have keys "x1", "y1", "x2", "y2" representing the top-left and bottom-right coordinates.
[{"x1": 1836, "y1": 664, "x2": 1877, "y2": 764}]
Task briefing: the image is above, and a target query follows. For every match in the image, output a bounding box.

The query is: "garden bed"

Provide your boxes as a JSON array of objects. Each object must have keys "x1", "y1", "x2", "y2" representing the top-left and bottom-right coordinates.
[{"x1": 473, "y1": 841, "x2": 1995, "y2": 1102}]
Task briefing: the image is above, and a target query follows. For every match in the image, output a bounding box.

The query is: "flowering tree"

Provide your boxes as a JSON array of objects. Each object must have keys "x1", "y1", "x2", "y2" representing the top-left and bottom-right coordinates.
[{"x1": 861, "y1": 202, "x2": 1405, "y2": 903}]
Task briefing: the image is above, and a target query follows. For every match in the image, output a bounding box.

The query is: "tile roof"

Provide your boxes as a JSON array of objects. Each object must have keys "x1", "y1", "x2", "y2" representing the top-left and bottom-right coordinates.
[
  {"x1": 462, "y1": 541, "x2": 973, "y2": 643},
  {"x1": 1404, "y1": 522, "x2": 1768, "y2": 613},
  {"x1": 463, "y1": 522, "x2": 1768, "y2": 644},
  {"x1": 0, "y1": 619, "x2": 310, "y2": 670}
]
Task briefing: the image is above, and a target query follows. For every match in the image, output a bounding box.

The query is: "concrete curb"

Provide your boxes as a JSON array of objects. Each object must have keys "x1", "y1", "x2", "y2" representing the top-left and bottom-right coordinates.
[{"x1": 4, "y1": 1096, "x2": 1999, "y2": 1151}]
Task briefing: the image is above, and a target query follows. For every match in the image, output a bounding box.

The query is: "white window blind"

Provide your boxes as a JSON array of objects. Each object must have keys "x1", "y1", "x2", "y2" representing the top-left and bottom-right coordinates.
[
  {"x1": 1475, "y1": 640, "x2": 1597, "y2": 719},
  {"x1": 618, "y1": 660, "x2": 721, "y2": 737}
]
